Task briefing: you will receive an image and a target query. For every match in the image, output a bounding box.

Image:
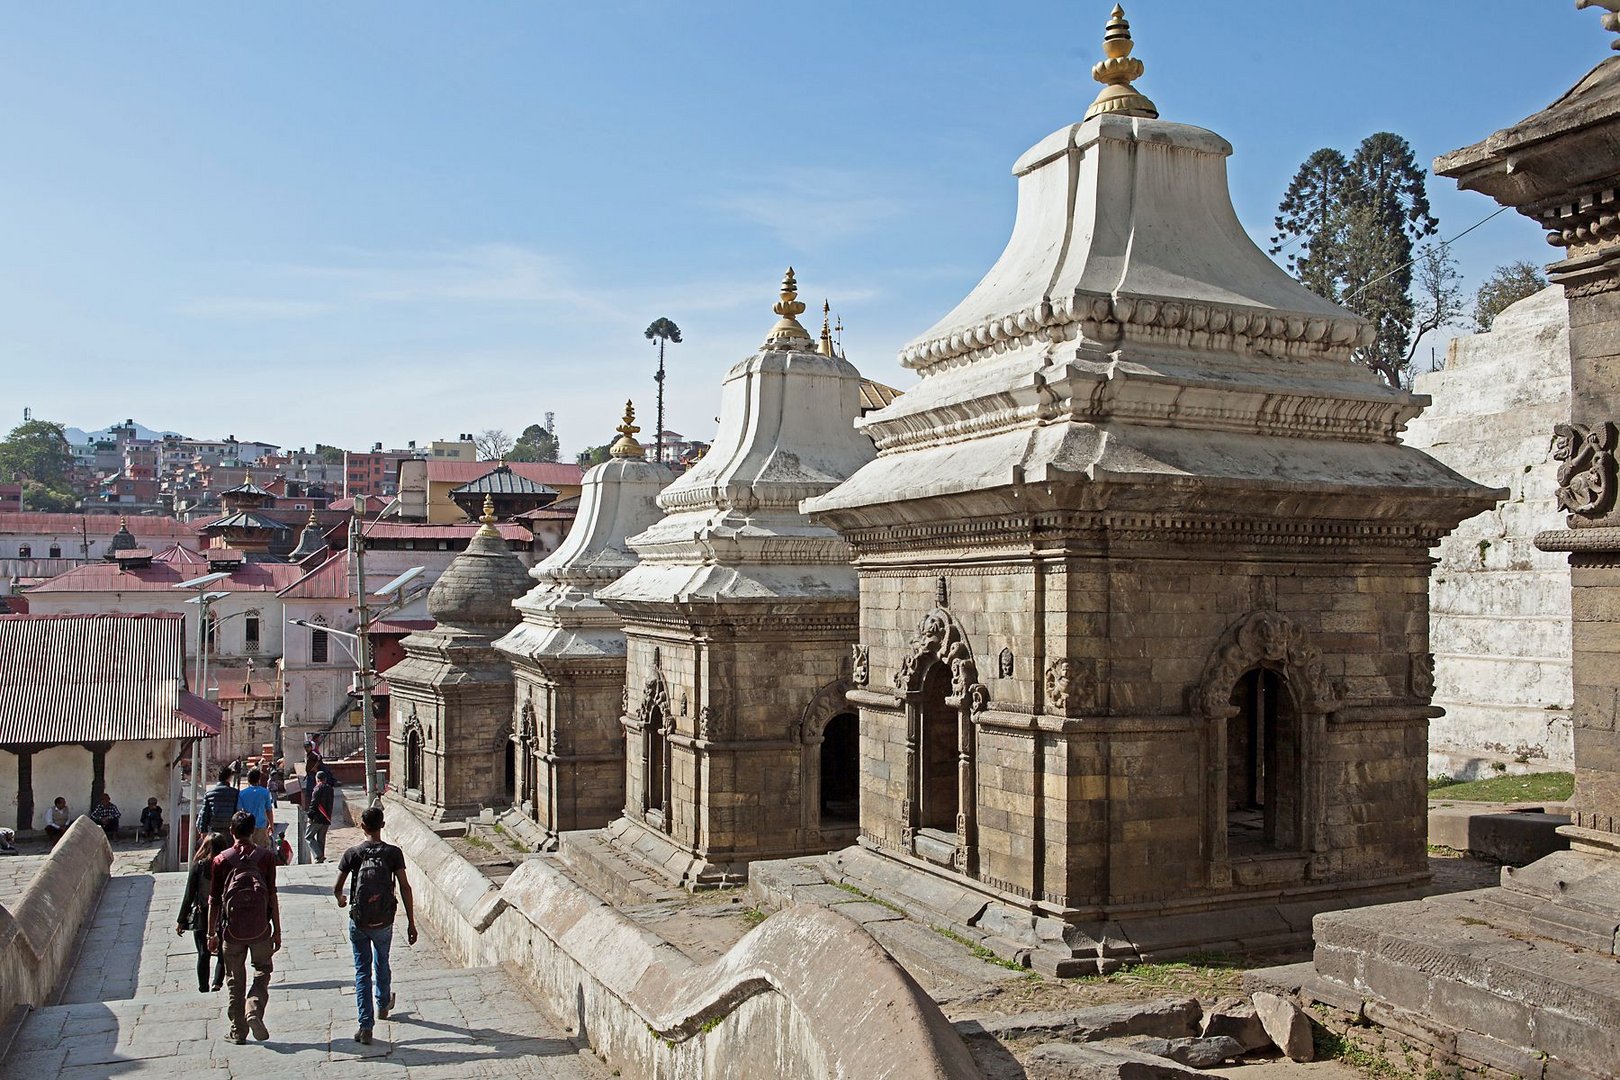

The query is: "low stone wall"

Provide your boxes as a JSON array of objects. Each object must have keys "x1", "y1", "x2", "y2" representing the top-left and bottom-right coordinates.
[
  {"x1": 383, "y1": 798, "x2": 982, "y2": 1080},
  {"x1": 0, "y1": 818, "x2": 112, "y2": 1021}
]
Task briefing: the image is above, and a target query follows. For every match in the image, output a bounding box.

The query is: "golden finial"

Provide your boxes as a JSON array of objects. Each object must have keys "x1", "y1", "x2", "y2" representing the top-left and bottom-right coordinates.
[
  {"x1": 818, "y1": 300, "x2": 836, "y2": 357},
  {"x1": 477, "y1": 493, "x2": 500, "y2": 538},
  {"x1": 609, "y1": 400, "x2": 646, "y2": 460},
  {"x1": 1084, "y1": 4, "x2": 1158, "y2": 122},
  {"x1": 307, "y1": 509, "x2": 318, "y2": 526},
  {"x1": 118, "y1": 514, "x2": 128, "y2": 527},
  {"x1": 764, "y1": 267, "x2": 812, "y2": 348}
]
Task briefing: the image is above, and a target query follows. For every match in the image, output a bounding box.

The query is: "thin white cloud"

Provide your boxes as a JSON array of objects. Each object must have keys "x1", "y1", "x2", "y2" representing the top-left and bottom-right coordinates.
[{"x1": 711, "y1": 167, "x2": 907, "y2": 244}]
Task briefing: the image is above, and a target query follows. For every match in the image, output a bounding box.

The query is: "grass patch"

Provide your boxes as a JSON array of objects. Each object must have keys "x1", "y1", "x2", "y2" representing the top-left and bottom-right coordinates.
[
  {"x1": 1427, "y1": 772, "x2": 1572, "y2": 803},
  {"x1": 462, "y1": 833, "x2": 498, "y2": 853},
  {"x1": 740, "y1": 907, "x2": 768, "y2": 929},
  {"x1": 832, "y1": 881, "x2": 904, "y2": 913},
  {"x1": 1315, "y1": 1027, "x2": 1410, "y2": 1078},
  {"x1": 1068, "y1": 952, "x2": 1246, "y2": 993},
  {"x1": 929, "y1": 925, "x2": 1026, "y2": 971}
]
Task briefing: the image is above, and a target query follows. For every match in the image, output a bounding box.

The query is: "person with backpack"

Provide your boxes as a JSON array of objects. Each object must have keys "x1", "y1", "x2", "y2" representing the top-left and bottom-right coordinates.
[
  {"x1": 207, "y1": 810, "x2": 282, "y2": 1044},
  {"x1": 306, "y1": 770, "x2": 335, "y2": 863},
  {"x1": 333, "y1": 805, "x2": 418, "y2": 1045},
  {"x1": 177, "y1": 832, "x2": 229, "y2": 992},
  {"x1": 196, "y1": 764, "x2": 238, "y2": 842}
]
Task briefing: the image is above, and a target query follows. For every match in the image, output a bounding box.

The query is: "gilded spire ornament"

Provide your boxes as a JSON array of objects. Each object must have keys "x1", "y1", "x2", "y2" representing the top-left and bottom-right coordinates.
[
  {"x1": 1084, "y1": 4, "x2": 1158, "y2": 122},
  {"x1": 763, "y1": 267, "x2": 812, "y2": 348},
  {"x1": 609, "y1": 399, "x2": 646, "y2": 460},
  {"x1": 818, "y1": 299, "x2": 836, "y2": 357},
  {"x1": 477, "y1": 493, "x2": 501, "y2": 538}
]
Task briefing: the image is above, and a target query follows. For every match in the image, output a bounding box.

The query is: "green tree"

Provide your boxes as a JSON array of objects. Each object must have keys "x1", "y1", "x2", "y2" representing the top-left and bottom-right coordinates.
[
  {"x1": 314, "y1": 443, "x2": 346, "y2": 465},
  {"x1": 22, "y1": 480, "x2": 77, "y2": 511},
  {"x1": 1270, "y1": 147, "x2": 1352, "y2": 299},
  {"x1": 1273, "y1": 133, "x2": 1443, "y2": 388},
  {"x1": 1474, "y1": 261, "x2": 1549, "y2": 332},
  {"x1": 644, "y1": 317, "x2": 682, "y2": 463},
  {"x1": 509, "y1": 418, "x2": 560, "y2": 463},
  {"x1": 0, "y1": 419, "x2": 73, "y2": 489},
  {"x1": 576, "y1": 443, "x2": 611, "y2": 468}
]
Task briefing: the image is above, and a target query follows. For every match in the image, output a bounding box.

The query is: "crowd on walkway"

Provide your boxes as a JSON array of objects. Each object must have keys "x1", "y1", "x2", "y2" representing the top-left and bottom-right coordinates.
[{"x1": 180, "y1": 754, "x2": 418, "y2": 1048}]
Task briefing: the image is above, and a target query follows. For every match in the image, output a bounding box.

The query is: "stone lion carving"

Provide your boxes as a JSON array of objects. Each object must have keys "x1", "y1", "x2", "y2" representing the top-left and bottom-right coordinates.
[
  {"x1": 1197, "y1": 610, "x2": 1338, "y2": 720},
  {"x1": 1553, "y1": 421, "x2": 1618, "y2": 516}
]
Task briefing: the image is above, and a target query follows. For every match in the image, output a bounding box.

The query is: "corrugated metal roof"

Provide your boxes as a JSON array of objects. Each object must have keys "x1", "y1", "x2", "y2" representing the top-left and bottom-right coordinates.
[
  {"x1": 360, "y1": 522, "x2": 532, "y2": 541},
  {"x1": 203, "y1": 510, "x2": 291, "y2": 532},
  {"x1": 0, "y1": 512, "x2": 196, "y2": 538},
  {"x1": 24, "y1": 556, "x2": 306, "y2": 594},
  {"x1": 450, "y1": 466, "x2": 556, "y2": 496},
  {"x1": 0, "y1": 612, "x2": 221, "y2": 743}
]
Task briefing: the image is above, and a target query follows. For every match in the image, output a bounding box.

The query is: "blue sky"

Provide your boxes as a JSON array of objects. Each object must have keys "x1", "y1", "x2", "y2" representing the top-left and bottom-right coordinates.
[{"x1": 0, "y1": 2, "x2": 1607, "y2": 457}]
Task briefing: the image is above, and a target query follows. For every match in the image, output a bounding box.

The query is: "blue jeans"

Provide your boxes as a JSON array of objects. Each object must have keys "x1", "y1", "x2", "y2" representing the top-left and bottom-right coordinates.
[{"x1": 348, "y1": 923, "x2": 393, "y2": 1030}]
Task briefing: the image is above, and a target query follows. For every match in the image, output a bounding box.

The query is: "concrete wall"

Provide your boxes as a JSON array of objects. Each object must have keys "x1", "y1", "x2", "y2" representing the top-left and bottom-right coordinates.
[
  {"x1": 0, "y1": 818, "x2": 112, "y2": 1020},
  {"x1": 1405, "y1": 288, "x2": 1574, "y2": 779},
  {"x1": 3, "y1": 740, "x2": 178, "y2": 833},
  {"x1": 383, "y1": 798, "x2": 982, "y2": 1080}
]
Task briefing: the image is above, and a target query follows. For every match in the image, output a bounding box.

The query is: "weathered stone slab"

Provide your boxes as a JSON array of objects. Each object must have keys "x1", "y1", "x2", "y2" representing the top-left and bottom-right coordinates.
[
  {"x1": 959, "y1": 998, "x2": 1199, "y2": 1043},
  {"x1": 1114, "y1": 1036, "x2": 1243, "y2": 1068},
  {"x1": 1252, "y1": 992, "x2": 1313, "y2": 1062},
  {"x1": 1024, "y1": 1041, "x2": 1217, "y2": 1080}
]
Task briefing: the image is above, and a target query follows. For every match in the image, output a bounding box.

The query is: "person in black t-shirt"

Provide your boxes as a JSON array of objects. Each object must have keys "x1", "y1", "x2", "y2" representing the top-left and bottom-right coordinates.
[{"x1": 333, "y1": 805, "x2": 417, "y2": 1045}]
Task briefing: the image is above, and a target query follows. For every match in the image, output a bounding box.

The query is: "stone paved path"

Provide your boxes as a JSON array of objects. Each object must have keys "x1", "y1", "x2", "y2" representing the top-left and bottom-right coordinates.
[{"x1": 1, "y1": 862, "x2": 608, "y2": 1079}]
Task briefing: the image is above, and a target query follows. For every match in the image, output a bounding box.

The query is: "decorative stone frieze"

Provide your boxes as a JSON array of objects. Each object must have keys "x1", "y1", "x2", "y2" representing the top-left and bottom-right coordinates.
[{"x1": 1552, "y1": 420, "x2": 1618, "y2": 515}]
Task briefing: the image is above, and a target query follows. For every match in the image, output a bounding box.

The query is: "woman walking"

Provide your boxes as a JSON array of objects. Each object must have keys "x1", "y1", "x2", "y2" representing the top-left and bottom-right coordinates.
[{"x1": 177, "y1": 832, "x2": 230, "y2": 992}]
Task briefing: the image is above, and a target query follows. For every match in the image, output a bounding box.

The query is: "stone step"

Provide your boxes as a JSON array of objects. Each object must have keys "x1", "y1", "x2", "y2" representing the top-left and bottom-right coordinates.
[
  {"x1": 1311, "y1": 882, "x2": 1620, "y2": 1080},
  {"x1": 1426, "y1": 801, "x2": 1571, "y2": 865}
]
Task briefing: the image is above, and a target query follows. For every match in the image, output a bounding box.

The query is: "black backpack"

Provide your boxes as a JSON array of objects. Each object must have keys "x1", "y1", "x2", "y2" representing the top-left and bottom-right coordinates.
[
  {"x1": 220, "y1": 848, "x2": 272, "y2": 942},
  {"x1": 349, "y1": 843, "x2": 398, "y2": 928}
]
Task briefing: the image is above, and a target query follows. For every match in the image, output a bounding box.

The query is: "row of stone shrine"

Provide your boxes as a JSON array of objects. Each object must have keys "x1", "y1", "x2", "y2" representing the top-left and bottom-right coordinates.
[{"x1": 383, "y1": 7, "x2": 1503, "y2": 975}]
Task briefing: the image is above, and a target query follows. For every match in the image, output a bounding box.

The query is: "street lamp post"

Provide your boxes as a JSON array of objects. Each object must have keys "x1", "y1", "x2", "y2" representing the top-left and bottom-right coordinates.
[
  {"x1": 350, "y1": 495, "x2": 379, "y2": 807},
  {"x1": 173, "y1": 571, "x2": 231, "y2": 866}
]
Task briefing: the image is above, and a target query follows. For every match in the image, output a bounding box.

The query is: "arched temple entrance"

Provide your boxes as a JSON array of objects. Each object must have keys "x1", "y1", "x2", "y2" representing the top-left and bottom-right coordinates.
[{"x1": 819, "y1": 711, "x2": 859, "y2": 826}]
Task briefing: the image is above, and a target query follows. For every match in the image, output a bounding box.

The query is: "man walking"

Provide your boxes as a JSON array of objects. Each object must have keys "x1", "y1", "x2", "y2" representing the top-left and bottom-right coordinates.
[
  {"x1": 208, "y1": 811, "x2": 281, "y2": 1044},
  {"x1": 333, "y1": 805, "x2": 418, "y2": 1045},
  {"x1": 236, "y1": 767, "x2": 275, "y2": 848},
  {"x1": 305, "y1": 770, "x2": 335, "y2": 863},
  {"x1": 196, "y1": 764, "x2": 238, "y2": 839}
]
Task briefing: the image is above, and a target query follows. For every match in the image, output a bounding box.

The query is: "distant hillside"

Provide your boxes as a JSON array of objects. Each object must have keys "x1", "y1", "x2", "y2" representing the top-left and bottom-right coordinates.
[{"x1": 64, "y1": 420, "x2": 185, "y2": 444}]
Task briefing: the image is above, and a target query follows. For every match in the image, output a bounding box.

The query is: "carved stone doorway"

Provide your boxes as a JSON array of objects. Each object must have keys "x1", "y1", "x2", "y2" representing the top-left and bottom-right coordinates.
[
  {"x1": 819, "y1": 711, "x2": 859, "y2": 827},
  {"x1": 918, "y1": 663, "x2": 958, "y2": 832},
  {"x1": 404, "y1": 727, "x2": 423, "y2": 795},
  {"x1": 1226, "y1": 667, "x2": 1302, "y2": 854}
]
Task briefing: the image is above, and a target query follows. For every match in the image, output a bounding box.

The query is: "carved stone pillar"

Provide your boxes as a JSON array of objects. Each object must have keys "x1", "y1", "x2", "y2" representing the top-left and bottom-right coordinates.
[{"x1": 1438, "y1": 59, "x2": 1620, "y2": 849}]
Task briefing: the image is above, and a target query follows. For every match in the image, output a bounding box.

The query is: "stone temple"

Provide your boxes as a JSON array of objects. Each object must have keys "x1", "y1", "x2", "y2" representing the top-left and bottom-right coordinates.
[
  {"x1": 590, "y1": 270, "x2": 876, "y2": 887},
  {"x1": 388, "y1": 495, "x2": 533, "y2": 820},
  {"x1": 493, "y1": 404, "x2": 673, "y2": 847},
  {"x1": 802, "y1": 7, "x2": 1500, "y2": 974}
]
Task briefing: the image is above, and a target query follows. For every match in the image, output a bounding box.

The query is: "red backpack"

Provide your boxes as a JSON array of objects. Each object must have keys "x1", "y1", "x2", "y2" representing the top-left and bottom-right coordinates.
[{"x1": 219, "y1": 847, "x2": 272, "y2": 942}]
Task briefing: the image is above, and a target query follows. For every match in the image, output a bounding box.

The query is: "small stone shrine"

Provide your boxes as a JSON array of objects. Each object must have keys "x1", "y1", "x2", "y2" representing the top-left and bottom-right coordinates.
[
  {"x1": 492, "y1": 403, "x2": 673, "y2": 847},
  {"x1": 803, "y1": 6, "x2": 1499, "y2": 973},
  {"x1": 592, "y1": 269, "x2": 876, "y2": 887},
  {"x1": 1309, "y1": 16, "x2": 1620, "y2": 1079},
  {"x1": 387, "y1": 494, "x2": 532, "y2": 820}
]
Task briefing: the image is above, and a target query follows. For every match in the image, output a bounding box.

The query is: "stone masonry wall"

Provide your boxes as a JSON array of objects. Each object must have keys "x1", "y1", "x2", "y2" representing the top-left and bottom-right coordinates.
[
  {"x1": 620, "y1": 607, "x2": 856, "y2": 869},
  {"x1": 855, "y1": 545, "x2": 1432, "y2": 909},
  {"x1": 1404, "y1": 287, "x2": 1573, "y2": 778},
  {"x1": 0, "y1": 818, "x2": 112, "y2": 1021},
  {"x1": 513, "y1": 664, "x2": 625, "y2": 839}
]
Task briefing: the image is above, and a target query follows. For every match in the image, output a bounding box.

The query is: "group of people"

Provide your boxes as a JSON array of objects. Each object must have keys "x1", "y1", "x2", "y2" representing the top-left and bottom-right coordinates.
[
  {"x1": 31, "y1": 793, "x2": 166, "y2": 845},
  {"x1": 177, "y1": 801, "x2": 418, "y2": 1047},
  {"x1": 195, "y1": 758, "x2": 338, "y2": 865}
]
